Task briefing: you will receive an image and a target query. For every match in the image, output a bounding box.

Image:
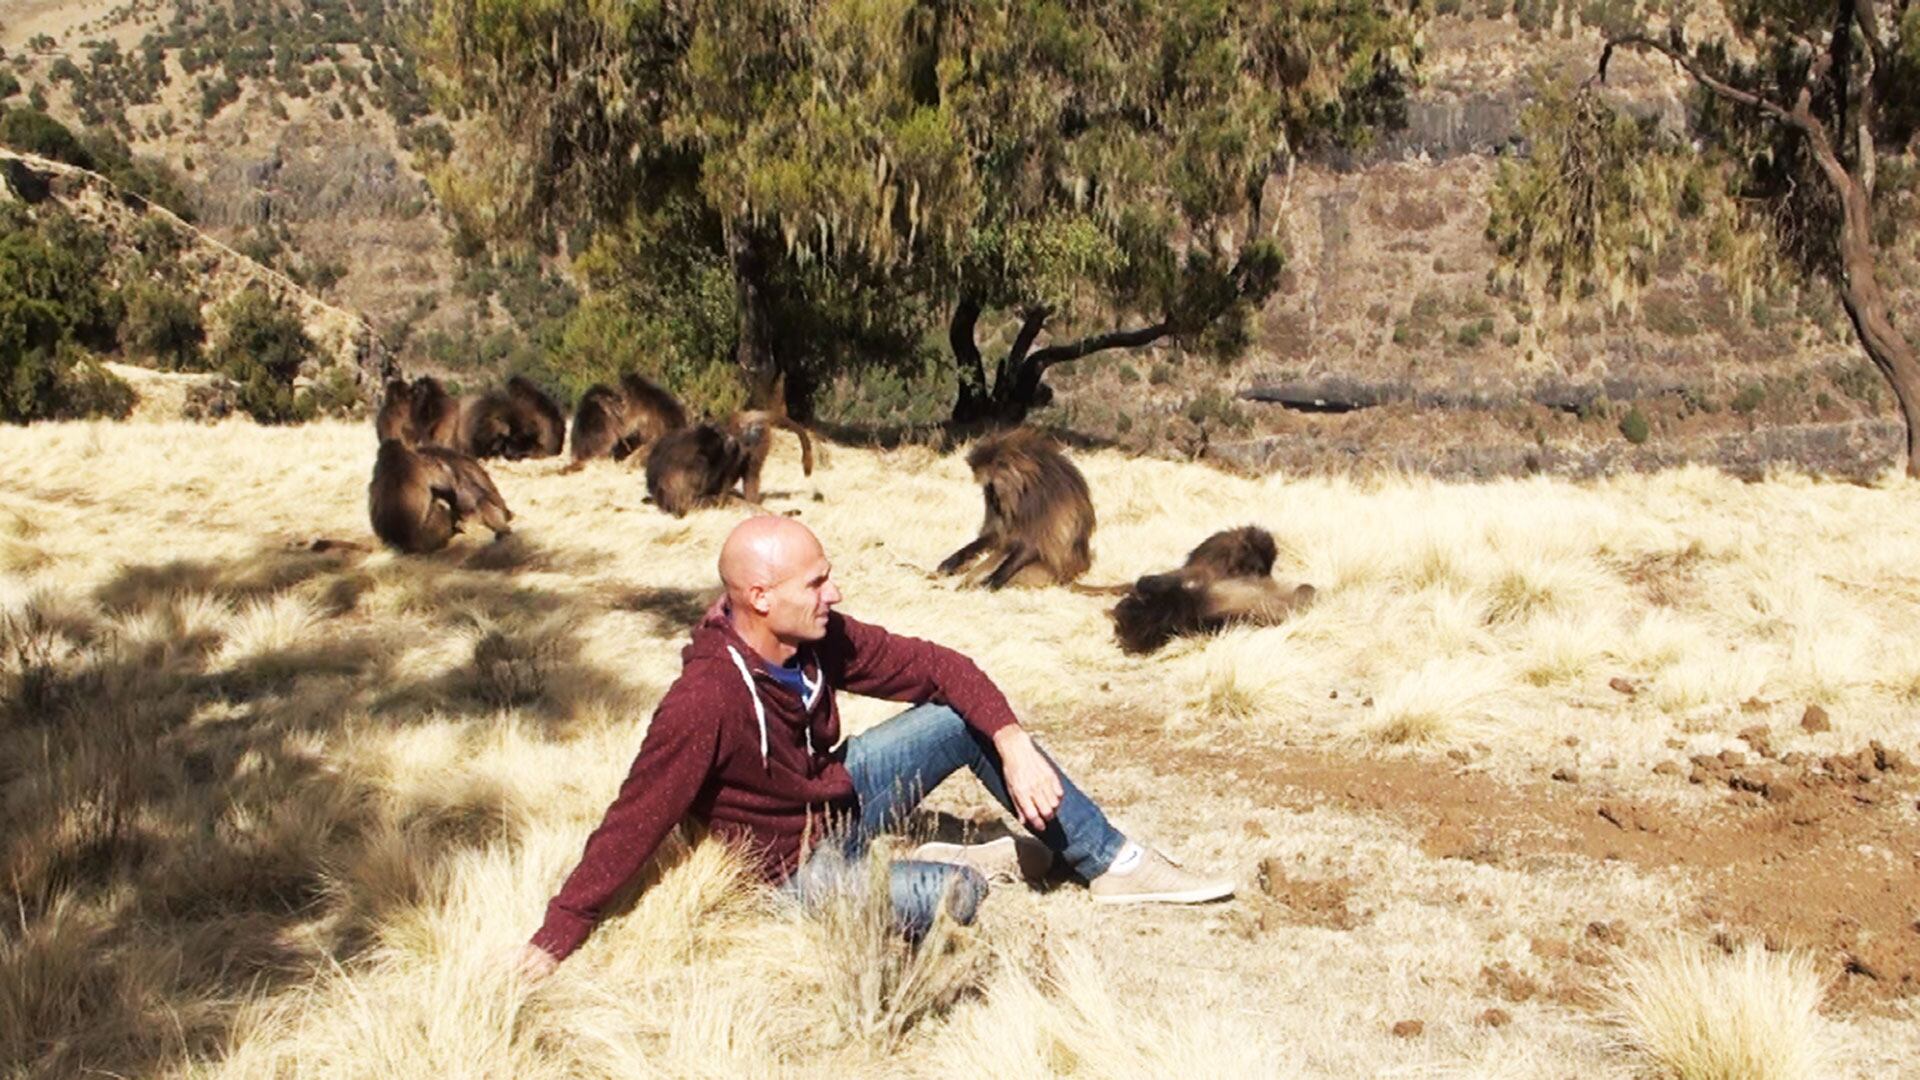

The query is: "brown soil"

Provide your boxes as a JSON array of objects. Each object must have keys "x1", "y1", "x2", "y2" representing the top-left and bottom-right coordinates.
[{"x1": 1089, "y1": 720, "x2": 1920, "y2": 1014}]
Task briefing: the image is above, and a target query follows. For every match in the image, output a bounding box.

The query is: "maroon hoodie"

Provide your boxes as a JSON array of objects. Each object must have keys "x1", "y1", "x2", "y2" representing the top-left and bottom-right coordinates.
[{"x1": 530, "y1": 604, "x2": 1019, "y2": 960}]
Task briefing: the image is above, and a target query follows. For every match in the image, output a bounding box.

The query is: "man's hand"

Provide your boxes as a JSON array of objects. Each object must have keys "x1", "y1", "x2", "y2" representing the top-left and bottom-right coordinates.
[
  {"x1": 993, "y1": 725, "x2": 1063, "y2": 831},
  {"x1": 514, "y1": 942, "x2": 559, "y2": 986}
]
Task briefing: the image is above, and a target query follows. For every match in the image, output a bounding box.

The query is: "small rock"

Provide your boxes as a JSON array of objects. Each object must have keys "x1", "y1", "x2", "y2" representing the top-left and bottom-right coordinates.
[
  {"x1": 1562, "y1": 735, "x2": 1580, "y2": 747},
  {"x1": 1664, "y1": 738, "x2": 1686, "y2": 749},
  {"x1": 1597, "y1": 803, "x2": 1630, "y2": 830},
  {"x1": 1608, "y1": 676, "x2": 1637, "y2": 696},
  {"x1": 1551, "y1": 767, "x2": 1580, "y2": 784},
  {"x1": 1478, "y1": 1007, "x2": 1512, "y2": 1028},
  {"x1": 1740, "y1": 696, "x2": 1770, "y2": 713},
  {"x1": 1362, "y1": 696, "x2": 1374, "y2": 708},
  {"x1": 1802, "y1": 704, "x2": 1831, "y2": 733},
  {"x1": 1718, "y1": 749, "x2": 1747, "y2": 768},
  {"x1": 1652, "y1": 761, "x2": 1683, "y2": 777},
  {"x1": 1447, "y1": 748, "x2": 1471, "y2": 764},
  {"x1": 1871, "y1": 740, "x2": 1911, "y2": 773},
  {"x1": 1390, "y1": 1019, "x2": 1424, "y2": 1039},
  {"x1": 1329, "y1": 690, "x2": 1339, "y2": 699},
  {"x1": 1587, "y1": 920, "x2": 1628, "y2": 947}
]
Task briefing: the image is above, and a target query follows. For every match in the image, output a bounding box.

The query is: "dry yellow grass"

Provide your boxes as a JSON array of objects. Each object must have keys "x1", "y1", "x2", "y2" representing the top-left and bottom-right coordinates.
[{"x1": 4, "y1": 418, "x2": 1920, "y2": 1078}]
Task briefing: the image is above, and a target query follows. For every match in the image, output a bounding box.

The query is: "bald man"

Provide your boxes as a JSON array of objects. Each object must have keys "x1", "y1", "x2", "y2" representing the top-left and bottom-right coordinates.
[{"x1": 518, "y1": 517, "x2": 1231, "y2": 979}]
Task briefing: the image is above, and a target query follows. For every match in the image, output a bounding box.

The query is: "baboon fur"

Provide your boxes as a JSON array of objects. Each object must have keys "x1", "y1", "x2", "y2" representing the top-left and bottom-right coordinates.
[
  {"x1": 643, "y1": 410, "x2": 815, "y2": 518},
  {"x1": 367, "y1": 439, "x2": 514, "y2": 553},
  {"x1": 1110, "y1": 525, "x2": 1316, "y2": 654},
  {"x1": 407, "y1": 375, "x2": 467, "y2": 450},
  {"x1": 504, "y1": 375, "x2": 567, "y2": 458},
  {"x1": 568, "y1": 372, "x2": 689, "y2": 466},
  {"x1": 375, "y1": 378, "x2": 416, "y2": 444},
  {"x1": 938, "y1": 428, "x2": 1095, "y2": 589}
]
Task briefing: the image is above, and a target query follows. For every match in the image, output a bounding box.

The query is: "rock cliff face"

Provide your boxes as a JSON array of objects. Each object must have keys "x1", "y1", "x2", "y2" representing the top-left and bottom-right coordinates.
[{"x1": 1, "y1": 147, "x2": 395, "y2": 398}]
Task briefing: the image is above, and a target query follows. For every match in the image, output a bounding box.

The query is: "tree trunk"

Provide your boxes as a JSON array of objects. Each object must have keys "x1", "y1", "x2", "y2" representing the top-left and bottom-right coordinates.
[
  {"x1": 1833, "y1": 189, "x2": 1920, "y2": 477},
  {"x1": 726, "y1": 226, "x2": 781, "y2": 410},
  {"x1": 949, "y1": 297, "x2": 991, "y2": 423}
]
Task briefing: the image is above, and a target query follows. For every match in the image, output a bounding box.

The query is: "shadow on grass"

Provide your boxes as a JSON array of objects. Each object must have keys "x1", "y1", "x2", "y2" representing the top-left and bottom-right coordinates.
[{"x1": 0, "y1": 534, "x2": 670, "y2": 1076}]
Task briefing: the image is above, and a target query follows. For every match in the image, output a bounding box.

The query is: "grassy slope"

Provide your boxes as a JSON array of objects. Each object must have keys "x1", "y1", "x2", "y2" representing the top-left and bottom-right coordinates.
[{"x1": 4, "y1": 420, "x2": 1920, "y2": 1077}]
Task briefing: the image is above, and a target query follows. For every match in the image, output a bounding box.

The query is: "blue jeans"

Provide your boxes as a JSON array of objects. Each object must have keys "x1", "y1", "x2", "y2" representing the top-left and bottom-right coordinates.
[{"x1": 783, "y1": 703, "x2": 1128, "y2": 937}]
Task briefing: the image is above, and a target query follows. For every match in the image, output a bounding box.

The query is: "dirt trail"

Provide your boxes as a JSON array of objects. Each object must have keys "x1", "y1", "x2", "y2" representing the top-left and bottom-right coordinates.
[{"x1": 1089, "y1": 721, "x2": 1920, "y2": 1013}]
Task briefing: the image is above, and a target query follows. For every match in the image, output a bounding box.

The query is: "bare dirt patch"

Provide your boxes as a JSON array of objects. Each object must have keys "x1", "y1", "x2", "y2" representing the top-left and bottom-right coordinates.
[{"x1": 1132, "y1": 734, "x2": 1920, "y2": 1013}]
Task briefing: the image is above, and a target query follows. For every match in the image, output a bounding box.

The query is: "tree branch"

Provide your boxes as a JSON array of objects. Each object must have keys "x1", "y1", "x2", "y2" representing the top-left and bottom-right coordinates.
[
  {"x1": 1600, "y1": 35, "x2": 1805, "y2": 133},
  {"x1": 1026, "y1": 322, "x2": 1173, "y2": 371},
  {"x1": 1853, "y1": 0, "x2": 1889, "y2": 64}
]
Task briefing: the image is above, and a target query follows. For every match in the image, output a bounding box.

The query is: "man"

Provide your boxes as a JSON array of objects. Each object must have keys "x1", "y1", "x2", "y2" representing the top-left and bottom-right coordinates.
[{"x1": 518, "y1": 516, "x2": 1232, "y2": 979}]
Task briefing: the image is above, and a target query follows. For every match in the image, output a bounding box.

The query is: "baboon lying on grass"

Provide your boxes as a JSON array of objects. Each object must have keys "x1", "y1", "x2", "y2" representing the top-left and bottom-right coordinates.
[
  {"x1": 644, "y1": 411, "x2": 815, "y2": 517},
  {"x1": 1110, "y1": 526, "x2": 1315, "y2": 654},
  {"x1": 568, "y1": 372, "x2": 688, "y2": 467},
  {"x1": 368, "y1": 439, "x2": 514, "y2": 553},
  {"x1": 938, "y1": 428, "x2": 1094, "y2": 589}
]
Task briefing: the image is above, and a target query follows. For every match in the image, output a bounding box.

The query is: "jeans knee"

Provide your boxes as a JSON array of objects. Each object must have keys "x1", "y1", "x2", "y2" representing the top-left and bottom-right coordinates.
[{"x1": 942, "y1": 866, "x2": 989, "y2": 926}]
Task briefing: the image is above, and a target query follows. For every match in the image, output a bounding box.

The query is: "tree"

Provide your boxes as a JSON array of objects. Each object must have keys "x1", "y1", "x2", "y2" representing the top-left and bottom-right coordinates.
[
  {"x1": 423, "y1": 0, "x2": 1421, "y2": 423},
  {"x1": 1489, "y1": 1, "x2": 1920, "y2": 475}
]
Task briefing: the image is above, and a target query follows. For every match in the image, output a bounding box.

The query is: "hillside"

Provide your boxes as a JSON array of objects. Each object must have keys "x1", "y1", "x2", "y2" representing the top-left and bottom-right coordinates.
[
  {"x1": 2, "y1": 0, "x2": 1915, "y2": 474},
  {"x1": 5, "y1": 420, "x2": 1920, "y2": 1075}
]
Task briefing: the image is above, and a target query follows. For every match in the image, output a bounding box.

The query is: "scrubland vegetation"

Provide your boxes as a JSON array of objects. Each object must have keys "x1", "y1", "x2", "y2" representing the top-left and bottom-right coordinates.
[{"x1": 5, "y1": 420, "x2": 1918, "y2": 1077}]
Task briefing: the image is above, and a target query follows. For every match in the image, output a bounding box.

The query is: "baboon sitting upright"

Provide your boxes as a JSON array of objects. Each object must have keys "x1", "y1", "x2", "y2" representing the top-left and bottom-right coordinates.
[
  {"x1": 1110, "y1": 525, "x2": 1316, "y2": 654},
  {"x1": 937, "y1": 428, "x2": 1094, "y2": 589},
  {"x1": 568, "y1": 372, "x2": 689, "y2": 467},
  {"x1": 457, "y1": 376, "x2": 568, "y2": 460},
  {"x1": 367, "y1": 439, "x2": 514, "y2": 553},
  {"x1": 408, "y1": 375, "x2": 467, "y2": 450},
  {"x1": 643, "y1": 410, "x2": 816, "y2": 517},
  {"x1": 375, "y1": 378, "x2": 417, "y2": 444}
]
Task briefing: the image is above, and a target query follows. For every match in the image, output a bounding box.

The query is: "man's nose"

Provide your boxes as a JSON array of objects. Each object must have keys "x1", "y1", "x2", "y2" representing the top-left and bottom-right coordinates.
[{"x1": 824, "y1": 584, "x2": 843, "y2": 605}]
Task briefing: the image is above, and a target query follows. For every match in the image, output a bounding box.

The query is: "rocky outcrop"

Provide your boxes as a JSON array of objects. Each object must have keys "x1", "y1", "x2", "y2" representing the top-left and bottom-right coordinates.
[{"x1": 0, "y1": 147, "x2": 393, "y2": 399}]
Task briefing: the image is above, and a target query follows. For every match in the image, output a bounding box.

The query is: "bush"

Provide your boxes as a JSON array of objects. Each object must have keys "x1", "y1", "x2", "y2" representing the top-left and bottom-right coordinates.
[
  {"x1": 121, "y1": 281, "x2": 207, "y2": 370},
  {"x1": 0, "y1": 107, "x2": 93, "y2": 168},
  {"x1": 210, "y1": 290, "x2": 317, "y2": 423},
  {"x1": 0, "y1": 71, "x2": 19, "y2": 99},
  {"x1": 1730, "y1": 384, "x2": 1765, "y2": 414},
  {"x1": 1618, "y1": 405, "x2": 1651, "y2": 444}
]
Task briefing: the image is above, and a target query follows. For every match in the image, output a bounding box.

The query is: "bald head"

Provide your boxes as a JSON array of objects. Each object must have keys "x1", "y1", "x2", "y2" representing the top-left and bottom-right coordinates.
[
  {"x1": 719, "y1": 516, "x2": 823, "y2": 595},
  {"x1": 719, "y1": 517, "x2": 842, "y2": 659}
]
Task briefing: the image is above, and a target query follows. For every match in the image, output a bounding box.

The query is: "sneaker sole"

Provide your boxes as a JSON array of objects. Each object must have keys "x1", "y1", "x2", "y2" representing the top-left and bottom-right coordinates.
[{"x1": 1090, "y1": 882, "x2": 1236, "y2": 905}]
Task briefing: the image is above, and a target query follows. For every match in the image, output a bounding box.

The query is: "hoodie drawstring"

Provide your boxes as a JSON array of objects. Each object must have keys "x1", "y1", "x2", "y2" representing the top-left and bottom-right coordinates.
[{"x1": 727, "y1": 645, "x2": 817, "y2": 769}]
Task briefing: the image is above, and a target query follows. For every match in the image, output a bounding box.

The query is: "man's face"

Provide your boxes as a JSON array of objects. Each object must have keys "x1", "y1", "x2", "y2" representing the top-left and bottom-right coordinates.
[{"x1": 761, "y1": 552, "x2": 842, "y2": 643}]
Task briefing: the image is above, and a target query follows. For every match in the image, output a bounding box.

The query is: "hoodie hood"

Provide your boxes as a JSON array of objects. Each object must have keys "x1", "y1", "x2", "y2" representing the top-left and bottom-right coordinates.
[{"x1": 686, "y1": 600, "x2": 829, "y2": 768}]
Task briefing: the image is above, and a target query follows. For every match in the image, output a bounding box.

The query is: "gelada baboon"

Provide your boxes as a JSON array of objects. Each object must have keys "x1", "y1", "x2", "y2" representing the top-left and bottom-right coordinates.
[
  {"x1": 643, "y1": 410, "x2": 816, "y2": 518},
  {"x1": 459, "y1": 375, "x2": 567, "y2": 460},
  {"x1": 1110, "y1": 525, "x2": 1316, "y2": 654},
  {"x1": 407, "y1": 375, "x2": 467, "y2": 450},
  {"x1": 367, "y1": 439, "x2": 514, "y2": 553},
  {"x1": 375, "y1": 378, "x2": 416, "y2": 443},
  {"x1": 568, "y1": 372, "x2": 689, "y2": 467},
  {"x1": 937, "y1": 428, "x2": 1094, "y2": 589}
]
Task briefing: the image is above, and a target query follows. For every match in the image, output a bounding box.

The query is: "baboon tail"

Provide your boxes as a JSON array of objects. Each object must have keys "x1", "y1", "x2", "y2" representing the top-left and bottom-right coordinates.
[
  {"x1": 779, "y1": 418, "x2": 815, "y2": 476},
  {"x1": 1066, "y1": 582, "x2": 1132, "y2": 597}
]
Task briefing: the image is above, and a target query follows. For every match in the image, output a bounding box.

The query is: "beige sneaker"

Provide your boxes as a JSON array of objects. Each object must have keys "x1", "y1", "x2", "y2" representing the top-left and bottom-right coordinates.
[
  {"x1": 1089, "y1": 847, "x2": 1235, "y2": 904},
  {"x1": 909, "y1": 835, "x2": 1055, "y2": 883}
]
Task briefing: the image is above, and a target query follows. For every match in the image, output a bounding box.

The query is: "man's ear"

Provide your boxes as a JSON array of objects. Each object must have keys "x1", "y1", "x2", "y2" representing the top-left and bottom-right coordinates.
[{"x1": 747, "y1": 584, "x2": 774, "y2": 616}]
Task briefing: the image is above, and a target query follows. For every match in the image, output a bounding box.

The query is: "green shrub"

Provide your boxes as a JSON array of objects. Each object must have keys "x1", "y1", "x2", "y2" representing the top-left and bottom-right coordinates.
[
  {"x1": 121, "y1": 281, "x2": 207, "y2": 370},
  {"x1": 0, "y1": 71, "x2": 19, "y2": 99},
  {"x1": 0, "y1": 107, "x2": 93, "y2": 168},
  {"x1": 1730, "y1": 384, "x2": 1765, "y2": 414},
  {"x1": 1618, "y1": 405, "x2": 1650, "y2": 444},
  {"x1": 210, "y1": 289, "x2": 317, "y2": 423}
]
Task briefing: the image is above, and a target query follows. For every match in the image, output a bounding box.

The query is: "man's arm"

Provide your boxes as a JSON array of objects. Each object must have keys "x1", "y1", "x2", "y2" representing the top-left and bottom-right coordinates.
[
  {"x1": 830, "y1": 613, "x2": 1020, "y2": 738},
  {"x1": 525, "y1": 692, "x2": 720, "y2": 966},
  {"x1": 831, "y1": 613, "x2": 1061, "y2": 829}
]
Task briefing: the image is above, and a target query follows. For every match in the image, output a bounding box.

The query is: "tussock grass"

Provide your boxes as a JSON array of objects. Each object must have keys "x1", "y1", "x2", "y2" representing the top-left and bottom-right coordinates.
[
  {"x1": 1, "y1": 420, "x2": 1918, "y2": 1076},
  {"x1": 1606, "y1": 937, "x2": 1832, "y2": 1080}
]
